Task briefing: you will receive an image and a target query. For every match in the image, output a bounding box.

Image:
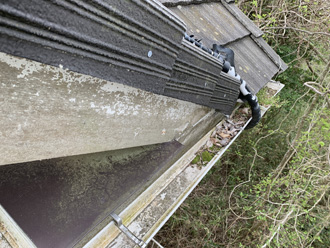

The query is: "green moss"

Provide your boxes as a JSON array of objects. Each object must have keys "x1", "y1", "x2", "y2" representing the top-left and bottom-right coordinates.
[
  {"x1": 201, "y1": 151, "x2": 213, "y2": 162},
  {"x1": 191, "y1": 155, "x2": 200, "y2": 164}
]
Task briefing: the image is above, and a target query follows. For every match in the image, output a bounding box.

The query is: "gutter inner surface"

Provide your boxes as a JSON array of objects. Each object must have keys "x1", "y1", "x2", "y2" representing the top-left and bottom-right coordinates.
[{"x1": 0, "y1": 141, "x2": 183, "y2": 248}]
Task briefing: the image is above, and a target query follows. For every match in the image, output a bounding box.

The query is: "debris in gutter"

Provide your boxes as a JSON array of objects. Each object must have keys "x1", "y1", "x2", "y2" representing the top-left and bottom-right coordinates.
[
  {"x1": 190, "y1": 81, "x2": 283, "y2": 169},
  {"x1": 191, "y1": 105, "x2": 251, "y2": 168}
]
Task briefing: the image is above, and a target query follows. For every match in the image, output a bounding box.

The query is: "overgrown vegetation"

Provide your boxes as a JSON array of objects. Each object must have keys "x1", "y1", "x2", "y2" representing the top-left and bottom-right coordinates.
[{"x1": 155, "y1": 0, "x2": 330, "y2": 247}]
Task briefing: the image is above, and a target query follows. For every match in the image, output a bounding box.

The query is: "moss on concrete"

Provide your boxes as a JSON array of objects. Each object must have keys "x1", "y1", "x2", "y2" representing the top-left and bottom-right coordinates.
[
  {"x1": 201, "y1": 151, "x2": 213, "y2": 162},
  {"x1": 191, "y1": 155, "x2": 200, "y2": 164}
]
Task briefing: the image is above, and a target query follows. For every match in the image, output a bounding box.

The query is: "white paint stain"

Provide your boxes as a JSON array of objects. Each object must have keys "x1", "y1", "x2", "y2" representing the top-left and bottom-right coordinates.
[
  {"x1": 0, "y1": 53, "x2": 43, "y2": 79},
  {"x1": 133, "y1": 128, "x2": 142, "y2": 139},
  {"x1": 101, "y1": 106, "x2": 115, "y2": 115},
  {"x1": 185, "y1": 166, "x2": 201, "y2": 181},
  {"x1": 160, "y1": 193, "x2": 166, "y2": 200},
  {"x1": 129, "y1": 222, "x2": 143, "y2": 236},
  {"x1": 69, "y1": 98, "x2": 76, "y2": 103},
  {"x1": 100, "y1": 81, "x2": 140, "y2": 95}
]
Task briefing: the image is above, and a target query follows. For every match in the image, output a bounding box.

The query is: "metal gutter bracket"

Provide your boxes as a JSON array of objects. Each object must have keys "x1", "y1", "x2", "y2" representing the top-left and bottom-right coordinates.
[{"x1": 110, "y1": 213, "x2": 147, "y2": 248}]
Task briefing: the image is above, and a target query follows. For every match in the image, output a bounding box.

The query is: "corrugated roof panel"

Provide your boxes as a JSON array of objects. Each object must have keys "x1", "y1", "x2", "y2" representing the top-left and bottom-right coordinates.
[
  {"x1": 170, "y1": 3, "x2": 250, "y2": 47},
  {"x1": 227, "y1": 36, "x2": 279, "y2": 93}
]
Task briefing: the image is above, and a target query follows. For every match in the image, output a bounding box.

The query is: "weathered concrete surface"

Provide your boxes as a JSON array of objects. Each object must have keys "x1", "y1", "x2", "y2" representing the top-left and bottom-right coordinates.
[{"x1": 0, "y1": 52, "x2": 221, "y2": 166}]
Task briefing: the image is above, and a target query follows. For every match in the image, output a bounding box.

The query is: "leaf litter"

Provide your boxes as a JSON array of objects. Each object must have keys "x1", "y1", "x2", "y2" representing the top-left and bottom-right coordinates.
[{"x1": 191, "y1": 105, "x2": 251, "y2": 168}]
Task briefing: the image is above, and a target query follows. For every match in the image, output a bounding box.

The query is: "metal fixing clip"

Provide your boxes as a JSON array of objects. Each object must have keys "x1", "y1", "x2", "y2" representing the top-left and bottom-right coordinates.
[{"x1": 110, "y1": 213, "x2": 147, "y2": 248}]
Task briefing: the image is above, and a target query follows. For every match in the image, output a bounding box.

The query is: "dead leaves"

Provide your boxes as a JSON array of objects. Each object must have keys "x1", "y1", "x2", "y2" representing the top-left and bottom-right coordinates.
[
  {"x1": 191, "y1": 105, "x2": 251, "y2": 169},
  {"x1": 218, "y1": 132, "x2": 231, "y2": 139}
]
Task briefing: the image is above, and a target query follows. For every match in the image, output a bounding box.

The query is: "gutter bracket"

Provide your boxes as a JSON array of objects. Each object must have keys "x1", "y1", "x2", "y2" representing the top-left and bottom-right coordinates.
[{"x1": 110, "y1": 213, "x2": 147, "y2": 248}]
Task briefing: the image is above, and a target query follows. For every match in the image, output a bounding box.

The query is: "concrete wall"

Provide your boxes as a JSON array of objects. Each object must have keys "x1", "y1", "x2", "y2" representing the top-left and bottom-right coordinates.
[{"x1": 0, "y1": 52, "x2": 223, "y2": 166}]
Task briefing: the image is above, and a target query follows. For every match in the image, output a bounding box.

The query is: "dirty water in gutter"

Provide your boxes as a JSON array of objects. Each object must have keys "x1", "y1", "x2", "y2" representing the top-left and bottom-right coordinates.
[{"x1": 0, "y1": 141, "x2": 184, "y2": 248}]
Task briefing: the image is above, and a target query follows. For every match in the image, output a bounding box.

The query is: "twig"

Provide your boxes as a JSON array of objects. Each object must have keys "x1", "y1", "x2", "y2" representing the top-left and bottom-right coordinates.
[{"x1": 261, "y1": 209, "x2": 294, "y2": 248}]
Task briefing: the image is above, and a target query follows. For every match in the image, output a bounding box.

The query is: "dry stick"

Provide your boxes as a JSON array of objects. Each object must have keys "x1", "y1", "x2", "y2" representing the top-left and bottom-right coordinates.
[
  {"x1": 304, "y1": 82, "x2": 330, "y2": 96},
  {"x1": 305, "y1": 60, "x2": 320, "y2": 79},
  {"x1": 305, "y1": 59, "x2": 316, "y2": 75},
  {"x1": 261, "y1": 209, "x2": 295, "y2": 248}
]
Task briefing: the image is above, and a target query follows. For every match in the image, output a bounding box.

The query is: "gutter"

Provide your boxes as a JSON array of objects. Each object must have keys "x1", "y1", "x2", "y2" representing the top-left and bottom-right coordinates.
[
  {"x1": 86, "y1": 81, "x2": 284, "y2": 248},
  {"x1": 0, "y1": 82, "x2": 284, "y2": 248}
]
